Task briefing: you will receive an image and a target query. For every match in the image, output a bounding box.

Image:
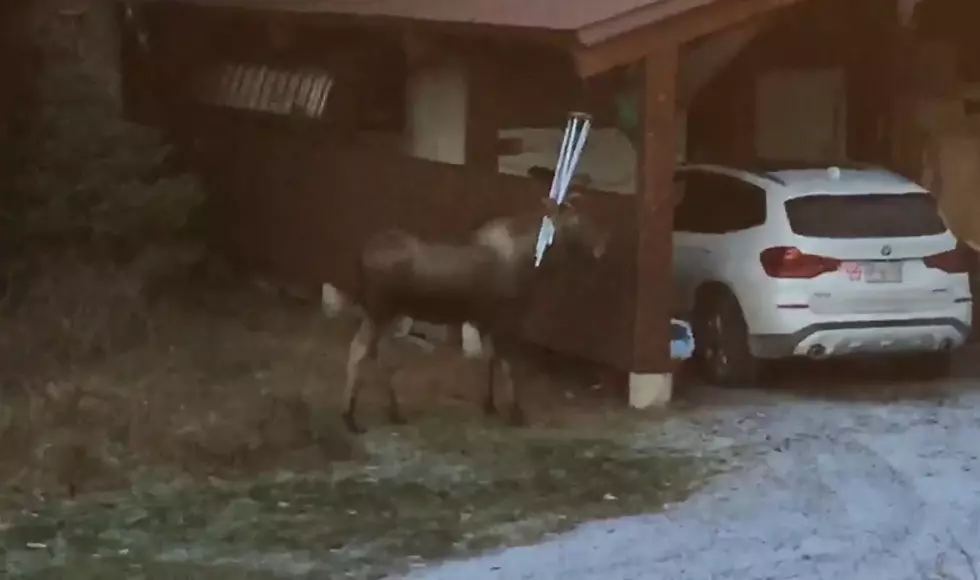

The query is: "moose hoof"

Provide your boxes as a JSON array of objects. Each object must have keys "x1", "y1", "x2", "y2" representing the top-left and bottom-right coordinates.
[
  {"x1": 507, "y1": 408, "x2": 527, "y2": 427},
  {"x1": 483, "y1": 400, "x2": 497, "y2": 416},
  {"x1": 342, "y1": 412, "x2": 365, "y2": 435}
]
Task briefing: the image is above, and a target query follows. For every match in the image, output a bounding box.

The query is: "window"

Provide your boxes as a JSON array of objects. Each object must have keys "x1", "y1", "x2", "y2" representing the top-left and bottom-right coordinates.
[
  {"x1": 674, "y1": 172, "x2": 767, "y2": 234},
  {"x1": 784, "y1": 193, "x2": 948, "y2": 239}
]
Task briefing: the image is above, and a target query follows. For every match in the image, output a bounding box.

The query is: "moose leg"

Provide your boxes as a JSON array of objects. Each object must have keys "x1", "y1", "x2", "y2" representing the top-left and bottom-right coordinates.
[
  {"x1": 489, "y1": 338, "x2": 525, "y2": 427},
  {"x1": 480, "y1": 331, "x2": 497, "y2": 416},
  {"x1": 368, "y1": 317, "x2": 412, "y2": 425},
  {"x1": 387, "y1": 386, "x2": 406, "y2": 425},
  {"x1": 499, "y1": 357, "x2": 526, "y2": 427},
  {"x1": 376, "y1": 327, "x2": 405, "y2": 425},
  {"x1": 342, "y1": 318, "x2": 378, "y2": 434},
  {"x1": 485, "y1": 358, "x2": 497, "y2": 416}
]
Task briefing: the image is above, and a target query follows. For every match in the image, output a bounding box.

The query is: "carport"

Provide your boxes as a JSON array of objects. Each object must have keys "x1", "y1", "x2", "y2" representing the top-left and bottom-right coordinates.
[{"x1": 130, "y1": 0, "x2": 960, "y2": 407}]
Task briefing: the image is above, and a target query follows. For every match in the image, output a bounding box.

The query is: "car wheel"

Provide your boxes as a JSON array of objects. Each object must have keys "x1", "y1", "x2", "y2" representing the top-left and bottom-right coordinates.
[
  {"x1": 899, "y1": 351, "x2": 953, "y2": 381},
  {"x1": 694, "y1": 289, "x2": 759, "y2": 387}
]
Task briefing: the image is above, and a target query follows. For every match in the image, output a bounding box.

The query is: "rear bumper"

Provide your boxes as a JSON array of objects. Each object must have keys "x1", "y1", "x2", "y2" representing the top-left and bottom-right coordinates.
[{"x1": 749, "y1": 317, "x2": 972, "y2": 359}]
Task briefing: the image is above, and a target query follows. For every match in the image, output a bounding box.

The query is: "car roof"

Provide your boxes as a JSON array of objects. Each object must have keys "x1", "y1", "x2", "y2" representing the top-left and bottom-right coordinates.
[{"x1": 678, "y1": 162, "x2": 928, "y2": 199}]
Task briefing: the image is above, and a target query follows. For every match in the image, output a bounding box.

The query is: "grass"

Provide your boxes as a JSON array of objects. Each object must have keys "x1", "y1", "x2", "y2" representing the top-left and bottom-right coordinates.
[
  {"x1": 0, "y1": 243, "x2": 716, "y2": 580},
  {"x1": 1, "y1": 414, "x2": 718, "y2": 580}
]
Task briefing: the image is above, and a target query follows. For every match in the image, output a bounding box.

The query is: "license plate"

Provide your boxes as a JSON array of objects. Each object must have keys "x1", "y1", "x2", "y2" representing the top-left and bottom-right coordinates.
[{"x1": 860, "y1": 261, "x2": 903, "y2": 284}]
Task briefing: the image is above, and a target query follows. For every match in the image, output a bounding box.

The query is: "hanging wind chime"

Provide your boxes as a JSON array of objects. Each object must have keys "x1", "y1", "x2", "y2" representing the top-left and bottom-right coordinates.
[{"x1": 534, "y1": 111, "x2": 592, "y2": 267}]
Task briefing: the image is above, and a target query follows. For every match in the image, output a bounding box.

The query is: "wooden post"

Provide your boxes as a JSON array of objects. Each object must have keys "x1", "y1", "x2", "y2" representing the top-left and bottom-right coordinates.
[
  {"x1": 465, "y1": 56, "x2": 500, "y2": 170},
  {"x1": 630, "y1": 46, "x2": 678, "y2": 408}
]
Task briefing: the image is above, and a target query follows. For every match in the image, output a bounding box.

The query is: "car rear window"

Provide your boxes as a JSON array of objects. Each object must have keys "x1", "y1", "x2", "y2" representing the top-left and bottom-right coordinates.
[{"x1": 784, "y1": 193, "x2": 948, "y2": 238}]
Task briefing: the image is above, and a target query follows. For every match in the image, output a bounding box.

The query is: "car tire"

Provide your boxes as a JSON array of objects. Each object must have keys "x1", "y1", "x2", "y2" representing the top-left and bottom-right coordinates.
[
  {"x1": 693, "y1": 288, "x2": 759, "y2": 387},
  {"x1": 899, "y1": 351, "x2": 954, "y2": 381}
]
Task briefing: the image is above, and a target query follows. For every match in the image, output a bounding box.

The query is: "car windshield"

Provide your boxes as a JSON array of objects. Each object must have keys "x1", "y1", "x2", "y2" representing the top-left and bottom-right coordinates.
[{"x1": 784, "y1": 193, "x2": 948, "y2": 238}]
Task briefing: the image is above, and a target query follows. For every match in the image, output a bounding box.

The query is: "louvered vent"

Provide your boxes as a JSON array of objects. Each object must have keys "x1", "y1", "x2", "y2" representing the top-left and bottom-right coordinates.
[{"x1": 194, "y1": 62, "x2": 334, "y2": 119}]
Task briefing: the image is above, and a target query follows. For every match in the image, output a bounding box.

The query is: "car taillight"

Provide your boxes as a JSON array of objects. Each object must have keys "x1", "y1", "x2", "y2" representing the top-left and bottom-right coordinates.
[
  {"x1": 760, "y1": 246, "x2": 841, "y2": 279},
  {"x1": 923, "y1": 248, "x2": 970, "y2": 274}
]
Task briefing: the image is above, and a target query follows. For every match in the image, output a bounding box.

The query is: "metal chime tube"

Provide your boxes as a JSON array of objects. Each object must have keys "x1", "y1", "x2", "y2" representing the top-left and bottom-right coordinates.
[
  {"x1": 534, "y1": 112, "x2": 593, "y2": 267},
  {"x1": 548, "y1": 116, "x2": 577, "y2": 202},
  {"x1": 557, "y1": 113, "x2": 592, "y2": 204}
]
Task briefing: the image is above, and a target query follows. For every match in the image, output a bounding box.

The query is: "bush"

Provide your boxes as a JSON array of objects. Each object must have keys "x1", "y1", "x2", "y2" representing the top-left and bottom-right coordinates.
[
  {"x1": 0, "y1": 0, "x2": 206, "y2": 376},
  {"x1": 0, "y1": 1, "x2": 355, "y2": 498}
]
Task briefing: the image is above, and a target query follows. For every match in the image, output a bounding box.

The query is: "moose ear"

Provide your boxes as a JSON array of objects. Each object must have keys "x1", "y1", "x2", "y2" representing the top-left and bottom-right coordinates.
[{"x1": 541, "y1": 196, "x2": 560, "y2": 215}]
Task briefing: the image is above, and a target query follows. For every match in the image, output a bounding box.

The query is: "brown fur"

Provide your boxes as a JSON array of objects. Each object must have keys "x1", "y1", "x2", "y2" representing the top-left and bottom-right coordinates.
[{"x1": 341, "y1": 194, "x2": 607, "y2": 434}]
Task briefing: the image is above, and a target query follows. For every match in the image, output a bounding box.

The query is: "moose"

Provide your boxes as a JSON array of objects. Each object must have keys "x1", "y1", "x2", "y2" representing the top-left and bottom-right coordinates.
[{"x1": 342, "y1": 192, "x2": 608, "y2": 434}]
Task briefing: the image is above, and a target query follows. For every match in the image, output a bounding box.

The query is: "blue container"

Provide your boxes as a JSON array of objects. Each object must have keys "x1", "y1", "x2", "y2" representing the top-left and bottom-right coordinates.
[{"x1": 670, "y1": 319, "x2": 695, "y2": 361}]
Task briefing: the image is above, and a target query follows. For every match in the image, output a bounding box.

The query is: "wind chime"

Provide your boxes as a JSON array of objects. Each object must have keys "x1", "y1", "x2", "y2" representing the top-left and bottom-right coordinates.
[{"x1": 534, "y1": 112, "x2": 593, "y2": 267}]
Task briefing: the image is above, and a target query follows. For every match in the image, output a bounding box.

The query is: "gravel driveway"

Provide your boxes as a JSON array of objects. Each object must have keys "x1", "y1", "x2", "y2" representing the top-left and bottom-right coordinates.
[{"x1": 402, "y1": 371, "x2": 980, "y2": 580}]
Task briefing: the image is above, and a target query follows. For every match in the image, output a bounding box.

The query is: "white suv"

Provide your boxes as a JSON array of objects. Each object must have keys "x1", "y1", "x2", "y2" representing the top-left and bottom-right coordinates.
[{"x1": 672, "y1": 162, "x2": 973, "y2": 385}]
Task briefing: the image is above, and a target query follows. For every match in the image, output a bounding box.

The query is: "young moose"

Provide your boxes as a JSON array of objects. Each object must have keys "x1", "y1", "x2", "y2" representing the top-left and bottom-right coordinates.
[{"x1": 342, "y1": 192, "x2": 608, "y2": 434}]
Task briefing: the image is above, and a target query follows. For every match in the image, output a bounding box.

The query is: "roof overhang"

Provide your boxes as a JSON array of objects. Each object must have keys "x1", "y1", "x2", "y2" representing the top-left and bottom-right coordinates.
[
  {"x1": 572, "y1": 0, "x2": 807, "y2": 77},
  {"x1": 161, "y1": 0, "x2": 809, "y2": 78}
]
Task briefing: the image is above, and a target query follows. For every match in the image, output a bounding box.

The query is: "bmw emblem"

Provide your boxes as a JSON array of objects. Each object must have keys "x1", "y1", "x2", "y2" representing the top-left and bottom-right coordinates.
[{"x1": 881, "y1": 245, "x2": 893, "y2": 257}]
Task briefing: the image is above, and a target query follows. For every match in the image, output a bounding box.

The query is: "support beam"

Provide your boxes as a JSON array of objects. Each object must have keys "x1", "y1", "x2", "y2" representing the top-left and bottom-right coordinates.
[
  {"x1": 630, "y1": 45, "x2": 678, "y2": 409},
  {"x1": 897, "y1": 0, "x2": 925, "y2": 27},
  {"x1": 464, "y1": 57, "x2": 500, "y2": 173},
  {"x1": 677, "y1": 18, "x2": 765, "y2": 105},
  {"x1": 574, "y1": 0, "x2": 802, "y2": 78}
]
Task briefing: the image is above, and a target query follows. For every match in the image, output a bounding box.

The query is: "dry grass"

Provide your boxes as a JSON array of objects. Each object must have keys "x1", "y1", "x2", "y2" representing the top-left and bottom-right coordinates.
[
  {"x1": 0, "y1": 0, "x2": 367, "y2": 498},
  {"x1": 0, "y1": 247, "x2": 714, "y2": 580},
  {"x1": 0, "y1": 205, "x2": 713, "y2": 579},
  {"x1": 0, "y1": 414, "x2": 710, "y2": 579},
  {"x1": 0, "y1": 249, "x2": 714, "y2": 580},
  {"x1": 0, "y1": 250, "x2": 361, "y2": 498}
]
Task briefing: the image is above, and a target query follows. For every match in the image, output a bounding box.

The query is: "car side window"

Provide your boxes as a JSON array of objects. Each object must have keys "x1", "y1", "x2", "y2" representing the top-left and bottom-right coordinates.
[
  {"x1": 673, "y1": 173, "x2": 700, "y2": 232},
  {"x1": 674, "y1": 171, "x2": 766, "y2": 234},
  {"x1": 714, "y1": 175, "x2": 767, "y2": 232},
  {"x1": 674, "y1": 172, "x2": 721, "y2": 233}
]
